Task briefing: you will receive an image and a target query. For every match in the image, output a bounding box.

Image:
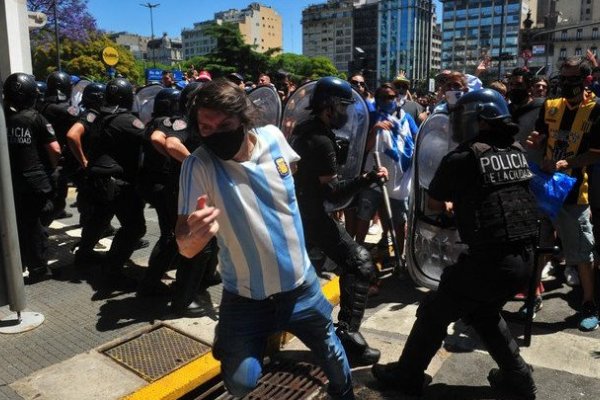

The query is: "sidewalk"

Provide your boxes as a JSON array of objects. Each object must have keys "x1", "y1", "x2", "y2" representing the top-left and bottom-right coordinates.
[{"x1": 2, "y1": 204, "x2": 600, "y2": 400}]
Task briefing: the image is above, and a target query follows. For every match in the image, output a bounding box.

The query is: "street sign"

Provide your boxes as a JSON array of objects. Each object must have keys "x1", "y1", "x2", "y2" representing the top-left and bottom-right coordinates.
[
  {"x1": 102, "y1": 47, "x2": 119, "y2": 66},
  {"x1": 145, "y1": 68, "x2": 162, "y2": 83},
  {"x1": 172, "y1": 70, "x2": 184, "y2": 82}
]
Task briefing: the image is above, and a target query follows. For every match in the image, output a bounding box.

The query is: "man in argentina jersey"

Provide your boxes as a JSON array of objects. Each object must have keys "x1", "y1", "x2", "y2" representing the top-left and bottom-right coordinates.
[{"x1": 175, "y1": 79, "x2": 354, "y2": 400}]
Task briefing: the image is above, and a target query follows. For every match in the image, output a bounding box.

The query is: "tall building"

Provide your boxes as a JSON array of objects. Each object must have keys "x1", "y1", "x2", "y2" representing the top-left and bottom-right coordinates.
[
  {"x1": 182, "y1": 3, "x2": 282, "y2": 60},
  {"x1": 352, "y1": 0, "x2": 379, "y2": 89},
  {"x1": 109, "y1": 32, "x2": 149, "y2": 61},
  {"x1": 523, "y1": 0, "x2": 600, "y2": 75},
  {"x1": 441, "y1": 0, "x2": 536, "y2": 76},
  {"x1": 302, "y1": 0, "x2": 354, "y2": 73},
  {"x1": 431, "y1": 7, "x2": 442, "y2": 75},
  {"x1": 378, "y1": 0, "x2": 434, "y2": 84}
]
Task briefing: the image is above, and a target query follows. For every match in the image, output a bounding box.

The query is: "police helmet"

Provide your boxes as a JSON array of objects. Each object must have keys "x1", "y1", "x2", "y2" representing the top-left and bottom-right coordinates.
[
  {"x1": 307, "y1": 76, "x2": 355, "y2": 112},
  {"x1": 451, "y1": 88, "x2": 519, "y2": 143},
  {"x1": 105, "y1": 78, "x2": 134, "y2": 109},
  {"x1": 153, "y1": 87, "x2": 180, "y2": 118},
  {"x1": 3, "y1": 73, "x2": 38, "y2": 110},
  {"x1": 36, "y1": 81, "x2": 48, "y2": 102},
  {"x1": 46, "y1": 70, "x2": 72, "y2": 98},
  {"x1": 179, "y1": 81, "x2": 202, "y2": 115},
  {"x1": 81, "y1": 82, "x2": 106, "y2": 111}
]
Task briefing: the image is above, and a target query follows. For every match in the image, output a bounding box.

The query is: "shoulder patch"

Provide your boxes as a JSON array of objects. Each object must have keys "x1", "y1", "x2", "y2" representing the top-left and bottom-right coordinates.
[
  {"x1": 274, "y1": 157, "x2": 290, "y2": 177},
  {"x1": 132, "y1": 118, "x2": 145, "y2": 129},
  {"x1": 172, "y1": 119, "x2": 188, "y2": 131},
  {"x1": 86, "y1": 113, "x2": 97, "y2": 123},
  {"x1": 67, "y1": 105, "x2": 79, "y2": 117},
  {"x1": 162, "y1": 118, "x2": 173, "y2": 128},
  {"x1": 46, "y1": 124, "x2": 55, "y2": 135}
]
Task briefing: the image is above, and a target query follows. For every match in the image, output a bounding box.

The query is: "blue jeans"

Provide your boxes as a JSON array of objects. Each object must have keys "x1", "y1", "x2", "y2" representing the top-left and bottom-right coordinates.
[{"x1": 213, "y1": 267, "x2": 353, "y2": 399}]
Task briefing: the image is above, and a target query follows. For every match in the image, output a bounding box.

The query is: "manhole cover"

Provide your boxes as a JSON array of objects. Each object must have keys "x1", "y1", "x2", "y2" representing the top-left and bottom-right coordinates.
[{"x1": 103, "y1": 325, "x2": 211, "y2": 381}]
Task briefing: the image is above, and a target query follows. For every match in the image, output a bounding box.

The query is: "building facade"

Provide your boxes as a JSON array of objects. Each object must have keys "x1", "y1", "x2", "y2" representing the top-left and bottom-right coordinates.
[
  {"x1": 378, "y1": 0, "x2": 434, "y2": 84},
  {"x1": 302, "y1": 0, "x2": 354, "y2": 73},
  {"x1": 109, "y1": 32, "x2": 149, "y2": 61},
  {"x1": 182, "y1": 3, "x2": 282, "y2": 60},
  {"x1": 147, "y1": 33, "x2": 183, "y2": 66},
  {"x1": 441, "y1": 0, "x2": 536, "y2": 77},
  {"x1": 431, "y1": 7, "x2": 442, "y2": 75},
  {"x1": 352, "y1": 0, "x2": 379, "y2": 89}
]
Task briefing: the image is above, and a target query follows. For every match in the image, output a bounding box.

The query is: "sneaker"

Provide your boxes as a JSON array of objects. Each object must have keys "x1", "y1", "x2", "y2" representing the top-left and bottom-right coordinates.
[
  {"x1": 368, "y1": 222, "x2": 381, "y2": 235},
  {"x1": 372, "y1": 362, "x2": 432, "y2": 396},
  {"x1": 540, "y1": 261, "x2": 555, "y2": 281},
  {"x1": 518, "y1": 296, "x2": 543, "y2": 320},
  {"x1": 488, "y1": 367, "x2": 536, "y2": 400},
  {"x1": 578, "y1": 302, "x2": 599, "y2": 332},
  {"x1": 564, "y1": 265, "x2": 580, "y2": 286}
]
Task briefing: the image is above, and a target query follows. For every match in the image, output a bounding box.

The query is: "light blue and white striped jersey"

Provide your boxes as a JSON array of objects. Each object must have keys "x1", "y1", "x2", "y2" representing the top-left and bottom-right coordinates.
[{"x1": 179, "y1": 125, "x2": 311, "y2": 300}]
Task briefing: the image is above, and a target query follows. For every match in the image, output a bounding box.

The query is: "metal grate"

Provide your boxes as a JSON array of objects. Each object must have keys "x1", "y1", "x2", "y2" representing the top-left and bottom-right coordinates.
[
  {"x1": 103, "y1": 325, "x2": 211, "y2": 382},
  {"x1": 213, "y1": 360, "x2": 328, "y2": 400}
]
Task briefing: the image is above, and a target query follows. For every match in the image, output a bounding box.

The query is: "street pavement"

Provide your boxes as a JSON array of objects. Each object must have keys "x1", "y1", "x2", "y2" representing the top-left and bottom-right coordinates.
[{"x1": 1, "y1": 191, "x2": 600, "y2": 400}]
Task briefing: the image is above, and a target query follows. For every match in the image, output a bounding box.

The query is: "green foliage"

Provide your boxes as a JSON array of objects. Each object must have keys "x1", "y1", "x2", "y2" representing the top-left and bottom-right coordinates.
[{"x1": 32, "y1": 34, "x2": 142, "y2": 84}]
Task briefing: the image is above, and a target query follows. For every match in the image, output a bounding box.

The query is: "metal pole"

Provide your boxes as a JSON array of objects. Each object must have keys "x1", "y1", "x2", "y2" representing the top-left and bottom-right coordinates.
[
  {"x1": 140, "y1": 3, "x2": 160, "y2": 69},
  {"x1": 53, "y1": 1, "x2": 60, "y2": 71}
]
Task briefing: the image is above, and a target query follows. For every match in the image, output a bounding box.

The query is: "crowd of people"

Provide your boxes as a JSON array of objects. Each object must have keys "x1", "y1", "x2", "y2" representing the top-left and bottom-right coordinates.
[{"x1": 3, "y1": 51, "x2": 600, "y2": 399}]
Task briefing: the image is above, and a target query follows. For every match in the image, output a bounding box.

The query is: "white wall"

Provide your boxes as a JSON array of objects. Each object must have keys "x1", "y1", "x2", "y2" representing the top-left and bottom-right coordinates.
[{"x1": 0, "y1": 0, "x2": 33, "y2": 81}]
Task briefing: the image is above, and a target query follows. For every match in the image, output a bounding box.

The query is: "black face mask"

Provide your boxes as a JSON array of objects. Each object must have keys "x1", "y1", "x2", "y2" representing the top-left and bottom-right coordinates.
[
  {"x1": 560, "y1": 80, "x2": 584, "y2": 99},
  {"x1": 508, "y1": 88, "x2": 529, "y2": 104},
  {"x1": 330, "y1": 106, "x2": 349, "y2": 129},
  {"x1": 202, "y1": 125, "x2": 246, "y2": 160}
]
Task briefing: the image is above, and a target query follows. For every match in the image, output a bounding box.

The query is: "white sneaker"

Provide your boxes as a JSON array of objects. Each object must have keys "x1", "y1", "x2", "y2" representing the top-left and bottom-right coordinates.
[
  {"x1": 564, "y1": 266, "x2": 580, "y2": 286},
  {"x1": 368, "y1": 222, "x2": 382, "y2": 235},
  {"x1": 541, "y1": 261, "x2": 555, "y2": 281}
]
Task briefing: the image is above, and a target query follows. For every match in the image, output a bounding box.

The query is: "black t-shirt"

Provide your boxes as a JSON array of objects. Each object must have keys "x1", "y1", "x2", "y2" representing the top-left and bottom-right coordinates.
[
  {"x1": 140, "y1": 116, "x2": 173, "y2": 182},
  {"x1": 5, "y1": 107, "x2": 57, "y2": 193},
  {"x1": 39, "y1": 97, "x2": 79, "y2": 145},
  {"x1": 535, "y1": 100, "x2": 600, "y2": 204},
  {"x1": 291, "y1": 117, "x2": 338, "y2": 220},
  {"x1": 510, "y1": 97, "x2": 545, "y2": 164},
  {"x1": 87, "y1": 108, "x2": 145, "y2": 183}
]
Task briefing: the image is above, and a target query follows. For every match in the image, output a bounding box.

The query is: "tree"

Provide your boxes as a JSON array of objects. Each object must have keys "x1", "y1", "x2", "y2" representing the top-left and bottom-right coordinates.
[{"x1": 27, "y1": 0, "x2": 97, "y2": 43}]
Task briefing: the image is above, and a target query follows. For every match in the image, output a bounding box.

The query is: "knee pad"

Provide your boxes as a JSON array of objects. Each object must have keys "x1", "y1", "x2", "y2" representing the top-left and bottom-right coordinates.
[{"x1": 347, "y1": 245, "x2": 376, "y2": 280}]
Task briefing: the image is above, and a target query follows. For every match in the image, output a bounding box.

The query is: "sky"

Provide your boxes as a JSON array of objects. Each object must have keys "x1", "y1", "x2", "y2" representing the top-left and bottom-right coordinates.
[{"x1": 88, "y1": 0, "x2": 443, "y2": 55}]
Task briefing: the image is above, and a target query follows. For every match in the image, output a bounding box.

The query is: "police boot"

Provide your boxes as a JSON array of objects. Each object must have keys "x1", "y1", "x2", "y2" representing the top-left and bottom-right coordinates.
[
  {"x1": 336, "y1": 323, "x2": 380, "y2": 366},
  {"x1": 337, "y1": 272, "x2": 380, "y2": 366}
]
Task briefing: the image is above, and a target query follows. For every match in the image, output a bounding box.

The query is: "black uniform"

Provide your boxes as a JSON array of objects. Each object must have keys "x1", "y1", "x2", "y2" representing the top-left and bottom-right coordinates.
[
  {"x1": 5, "y1": 106, "x2": 57, "y2": 274},
  {"x1": 292, "y1": 116, "x2": 379, "y2": 365},
  {"x1": 78, "y1": 107, "x2": 147, "y2": 278},
  {"x1": 165, "y1": 117, "x2": 219, "y2": 311},
  {"x1": 376, "y1": 131, "x2": 539, "y2": 396},
  {"x1": 39, "y1": 96, "x2": 79, "y2": 217}
]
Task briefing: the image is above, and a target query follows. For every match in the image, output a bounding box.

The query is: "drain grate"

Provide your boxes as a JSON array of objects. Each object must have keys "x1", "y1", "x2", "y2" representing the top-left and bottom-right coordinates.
[
  {"x1": 213, "y1": 359, "x2": 328, "y2": 400},
  {"x1": 103, "y1": 325, "x2": 211, "y2": 382}
]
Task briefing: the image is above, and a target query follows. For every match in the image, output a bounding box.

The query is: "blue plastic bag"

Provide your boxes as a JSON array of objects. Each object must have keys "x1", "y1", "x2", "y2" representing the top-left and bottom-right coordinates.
[{"x1": 528, "y1": 162, "x2": 577, "y2": 220}]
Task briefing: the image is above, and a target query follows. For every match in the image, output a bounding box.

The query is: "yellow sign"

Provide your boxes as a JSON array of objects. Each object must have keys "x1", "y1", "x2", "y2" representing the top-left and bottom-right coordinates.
[{"x1": 102, "y1": 47, "x2": 119, "y2": 66}]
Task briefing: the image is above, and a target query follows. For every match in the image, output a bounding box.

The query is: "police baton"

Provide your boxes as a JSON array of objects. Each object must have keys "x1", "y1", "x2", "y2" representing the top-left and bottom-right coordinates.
[
  {"x1": 523, "y1": 244, "x2": 559, "y2": 347},
  {"x1": 372, "y1": 151, "x2": 404, "y2": 271}
]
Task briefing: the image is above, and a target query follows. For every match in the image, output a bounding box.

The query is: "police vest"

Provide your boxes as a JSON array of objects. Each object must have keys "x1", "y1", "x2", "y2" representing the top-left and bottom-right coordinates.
[{"x1": 457, "y1": 141, "x2": 539, "y2": 248}]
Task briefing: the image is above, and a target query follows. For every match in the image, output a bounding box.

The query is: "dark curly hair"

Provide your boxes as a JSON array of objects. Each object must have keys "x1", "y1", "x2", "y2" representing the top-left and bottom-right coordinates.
[{"x1": 187, "y1": 78, "x2": 259, "y2": 135}]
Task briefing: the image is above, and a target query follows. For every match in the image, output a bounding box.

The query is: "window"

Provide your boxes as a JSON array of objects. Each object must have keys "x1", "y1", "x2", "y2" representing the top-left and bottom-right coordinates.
[
  {"x1": 593, "y1": 28, "x2": 599, "y2": 39},
  {"x1": 576, "y1": 29, "x2": 582, "y2": 39},
  {"x1": 575, "y1": 48, "x2": 582, "y2": 56},
  {"x1": 559, "y1": 48, "x2": 567, "y2": 58},
  {"x1": 561, "y1": 30, "x2": 567, "y2": 40}
]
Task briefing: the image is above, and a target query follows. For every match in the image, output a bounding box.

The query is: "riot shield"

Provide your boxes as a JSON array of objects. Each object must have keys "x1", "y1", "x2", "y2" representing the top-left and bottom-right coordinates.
[
  {"x1": 406, "y1": 104, "x2": 466, "y2": 290},
  {"x1": 248, "y1": 86, "x2": 282, "y2": 127},
  {"x1": 70, "y1": 79, "x2": 91, "y2": 109},
  {"x1": 282, "y1": 81, "x2": 370, "y2": 211},
  {"x1": 133, "y1": 84, "x2": 163, "y2": 124}
]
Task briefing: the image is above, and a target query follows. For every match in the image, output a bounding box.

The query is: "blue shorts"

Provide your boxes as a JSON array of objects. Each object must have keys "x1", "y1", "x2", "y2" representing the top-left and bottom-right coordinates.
[
  {"x1": 213, "y1": 267, "x2": 352, "y2": 398},
  {"x1": 356, "y1": 188, "x2": 408, "y2": 226},
  {"x1": 552, "y1": 204, "x2": 595, "y2": 265}
]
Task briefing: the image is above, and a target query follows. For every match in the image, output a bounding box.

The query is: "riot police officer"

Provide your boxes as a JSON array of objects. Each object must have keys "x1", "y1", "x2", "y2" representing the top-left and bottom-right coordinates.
[
  {"x1": 39, "y1": 70, "x2": 79, "y2": 220},
  {"x1": 291, "y1": 77, "x2": 385, "y2": 366},
  {"x1": 79, "y1": 78, "x2": 146, "y2": 288},
  {"x1": 372, "y1": 89, "x2": 539, "y2": 399},
  {"x1": 3, "y1": 73, "x2": 61, "y2": 279}
]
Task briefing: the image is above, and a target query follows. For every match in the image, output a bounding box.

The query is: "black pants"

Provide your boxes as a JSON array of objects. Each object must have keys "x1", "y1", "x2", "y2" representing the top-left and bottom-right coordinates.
[
  {"x1": 79, "y1": 180, "x2": 146, "y2": 272},
  {"x1": 397, "y1": 246, "x2": 534, "y2": 381},
  {"x1": 139, "y1": 181, "x2": 179, "y2": 287},
  {"x1": 13, "y1": 190, "x2": 51, "y2": 272}
]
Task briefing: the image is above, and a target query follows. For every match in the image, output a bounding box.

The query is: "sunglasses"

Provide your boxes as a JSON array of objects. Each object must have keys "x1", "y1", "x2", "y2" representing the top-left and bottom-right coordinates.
[
  {"x1": 350, "y1": 80, "x2": 366, "y2": 87},
  {"x1": 380, "y1": 94, "x2": 396, "y2": 101}
]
